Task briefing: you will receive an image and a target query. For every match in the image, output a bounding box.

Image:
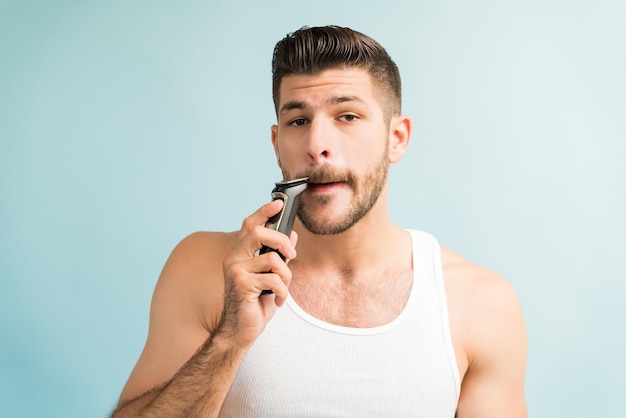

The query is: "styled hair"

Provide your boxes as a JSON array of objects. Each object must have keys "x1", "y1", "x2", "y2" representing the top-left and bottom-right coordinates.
[{"x1": 271, "y1": 25, "x2": 402, "y2": 120}]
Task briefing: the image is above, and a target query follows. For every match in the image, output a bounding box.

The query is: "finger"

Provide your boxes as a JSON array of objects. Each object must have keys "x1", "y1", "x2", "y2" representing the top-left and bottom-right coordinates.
[
  {"x1": 235, "y1": 201, "x2": 294, "y2": 260},
  {"x1": 230, "y1": 226, "x2": 295, "y2": 263},
  {"x1": 284, "y1": 230, "x2": 299, "y2": 265},
  {"x1": 241, "y1": 199, "x2": 284, "y2": 233},
  {"x1": 257, "y1": 227, "x2": 297, "y2": 260},
  {"x1": 250, "y1": 252, "x2": 291, "y2": 290},
  {"x1": 248, "y1": 250, "x2": 293, "y2": 282},
  {"x1": 255, "y1": 272, "x2": 289, "y2": 302},
  {"x1": 224, "y1": 253, "x2": 290, "y2": 302},
  {"x1": 289, "y1": 230, "x2": 298, "y2": 248}
]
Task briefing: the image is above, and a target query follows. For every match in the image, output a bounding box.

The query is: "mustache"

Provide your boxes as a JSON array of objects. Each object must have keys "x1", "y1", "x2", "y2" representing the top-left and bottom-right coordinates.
[{"x1": 291, "y1": 166, "x2": 357, "y2": 187}]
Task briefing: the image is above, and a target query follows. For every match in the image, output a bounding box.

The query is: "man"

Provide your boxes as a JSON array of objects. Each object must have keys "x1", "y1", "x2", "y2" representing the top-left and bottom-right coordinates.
[{"x1": 112, "y1": 25, "x2": 527, "y2": 417}]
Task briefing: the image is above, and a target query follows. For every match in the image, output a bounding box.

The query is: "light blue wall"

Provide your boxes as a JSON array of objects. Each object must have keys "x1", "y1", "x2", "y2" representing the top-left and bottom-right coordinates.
[{"x1": 1, "y1": 1, "x2": 624, "y2": 416}]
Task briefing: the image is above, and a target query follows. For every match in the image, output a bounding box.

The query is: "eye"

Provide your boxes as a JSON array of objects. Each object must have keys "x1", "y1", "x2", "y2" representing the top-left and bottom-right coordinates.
[
  {"x1": 288, "y1": 118, "x2": 308, "y2": 126},
  {"x1": 339, "y1": 114, "x2": 358, "y2": 122}
]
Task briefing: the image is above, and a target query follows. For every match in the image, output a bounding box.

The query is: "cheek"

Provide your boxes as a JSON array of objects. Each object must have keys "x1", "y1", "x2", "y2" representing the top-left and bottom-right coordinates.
[
  {"x1": 353, "y1": 139, "x2": 387, "y2": 164},
  {"x1": 275, "y1": 140, "x2": 297, "y2": 163},
  {"x1": 274, "y1": 141, "x2": 305, "y2": 175}
]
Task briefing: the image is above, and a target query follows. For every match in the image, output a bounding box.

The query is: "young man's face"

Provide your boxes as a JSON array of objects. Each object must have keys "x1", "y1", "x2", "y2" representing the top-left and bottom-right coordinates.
[{"x1": 271, "y1": 68, "x2": 393, "y2": 235}]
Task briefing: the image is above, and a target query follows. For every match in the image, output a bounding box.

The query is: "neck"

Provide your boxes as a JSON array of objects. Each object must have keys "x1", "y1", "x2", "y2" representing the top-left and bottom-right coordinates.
[
  {"x1": 288, "y1": 212, "x2": 414, "y2": 328},
  {"x1": 292, "y1": 213, "x2": 408, "y2": 278}
]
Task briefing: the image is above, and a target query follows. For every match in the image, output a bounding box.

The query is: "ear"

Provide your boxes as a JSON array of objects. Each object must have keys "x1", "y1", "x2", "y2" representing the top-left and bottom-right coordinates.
[
  {"x1": 271, "y1": 124, "x2": 282, "y2": 168},
  {"x1": 388, "y1": 115, "x2": 412, "y2": 163}
]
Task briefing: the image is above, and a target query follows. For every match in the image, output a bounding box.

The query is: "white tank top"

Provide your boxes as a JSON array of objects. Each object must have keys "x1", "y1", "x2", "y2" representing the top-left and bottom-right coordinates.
[{"x1": 220, "y1": 230, "x2": 460, "y2": 417}]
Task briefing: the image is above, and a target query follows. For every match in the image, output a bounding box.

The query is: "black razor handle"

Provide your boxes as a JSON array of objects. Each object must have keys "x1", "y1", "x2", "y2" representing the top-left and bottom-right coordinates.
[{"x1": 259, "y1": 177, "x2": 308, "y2": 295}]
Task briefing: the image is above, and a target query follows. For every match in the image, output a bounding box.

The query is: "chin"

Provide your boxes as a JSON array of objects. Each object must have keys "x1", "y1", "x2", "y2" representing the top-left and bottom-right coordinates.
[{"x1": 298, "y1": 209, "x2": 360, "y2": 236}]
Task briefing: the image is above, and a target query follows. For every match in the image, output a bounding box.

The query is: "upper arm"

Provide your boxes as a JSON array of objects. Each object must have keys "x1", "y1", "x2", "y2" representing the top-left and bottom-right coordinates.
[
  {"x1": 118, "y1": 232, "x2": 228, "y2": 404},
  {"x1": 452, "y1": 267, "x2": 528, "y2": 417}
]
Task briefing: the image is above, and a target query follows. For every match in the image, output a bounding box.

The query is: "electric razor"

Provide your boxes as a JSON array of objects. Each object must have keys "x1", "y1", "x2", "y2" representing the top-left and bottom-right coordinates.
[{"x1": 259, "y1": 177, "x2": 308, "y2": 295}]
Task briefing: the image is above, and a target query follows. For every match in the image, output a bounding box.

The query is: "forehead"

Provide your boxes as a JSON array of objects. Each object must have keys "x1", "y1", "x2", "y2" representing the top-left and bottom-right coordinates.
[{"x1": 278, "y1": 68, "x2": 381, "y2": 110}]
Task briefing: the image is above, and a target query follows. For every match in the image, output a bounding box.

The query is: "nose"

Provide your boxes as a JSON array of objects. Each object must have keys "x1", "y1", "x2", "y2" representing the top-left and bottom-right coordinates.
[{"x1": 306, "y1": 119, "x2": 333, "y2": 164}]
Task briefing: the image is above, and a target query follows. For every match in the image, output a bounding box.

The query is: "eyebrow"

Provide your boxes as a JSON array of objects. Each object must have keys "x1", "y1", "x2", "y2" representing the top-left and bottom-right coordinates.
[
  {"x1": 279, "y1": 100, "x2": 307, "y2": 115},
  {"x1": 279, "y1": 95, "x2": 369, "y2": 116},
  {"x1": 329, "y1": 95, "x2": 367, "y2": 107}
]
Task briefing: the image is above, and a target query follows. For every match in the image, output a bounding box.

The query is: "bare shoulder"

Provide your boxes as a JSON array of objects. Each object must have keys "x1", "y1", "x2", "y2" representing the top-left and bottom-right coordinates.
[
  {"x1": 155, "y1": 231, "x2": 239, "y2": 329},
  {"x1": 440, "y1": 246, "x2": 528, "y2": 416},
  {"x1": 118, "y1": 230, "x2": 239, "y2": 403},
  {"x1": 156, "y1": 232, "x2": 240, "y2": 317},
  {"x1": 440, "y1": 245, "x2": 526, "y2": 351},
  {"x1": 440, "y1": 246, "x2": 523, "y2": 317}
]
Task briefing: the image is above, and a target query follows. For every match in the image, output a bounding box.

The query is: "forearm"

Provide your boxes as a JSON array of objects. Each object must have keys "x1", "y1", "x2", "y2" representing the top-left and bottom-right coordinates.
[{"x1": 111, "y1": 332, "x2": 246, "y2": 418}]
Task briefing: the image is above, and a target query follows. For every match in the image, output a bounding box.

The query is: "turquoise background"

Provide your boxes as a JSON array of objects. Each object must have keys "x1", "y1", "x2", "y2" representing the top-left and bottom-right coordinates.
[{"x1": 1, "y1": 0, "x2": 624, "y2": 416}]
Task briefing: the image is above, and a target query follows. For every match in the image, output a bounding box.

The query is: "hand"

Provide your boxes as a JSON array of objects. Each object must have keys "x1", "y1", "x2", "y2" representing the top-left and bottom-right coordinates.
[{"x1": 219, "y1": 199, "x2": 298, "y2": 350}]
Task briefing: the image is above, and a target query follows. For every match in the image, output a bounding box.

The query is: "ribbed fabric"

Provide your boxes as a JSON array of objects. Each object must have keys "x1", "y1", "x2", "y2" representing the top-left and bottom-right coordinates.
[{"x1": 219, "y1": 230, "x2": 460, "y2": 417}]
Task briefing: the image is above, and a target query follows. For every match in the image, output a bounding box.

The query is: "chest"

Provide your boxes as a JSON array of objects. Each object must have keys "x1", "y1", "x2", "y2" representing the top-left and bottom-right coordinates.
[
  {"x1": 219, "y1": 299, "x2": 459, "y2": 418},
  {"x1": 288, "y1": 271, "x2": 413, "y2": 328}
]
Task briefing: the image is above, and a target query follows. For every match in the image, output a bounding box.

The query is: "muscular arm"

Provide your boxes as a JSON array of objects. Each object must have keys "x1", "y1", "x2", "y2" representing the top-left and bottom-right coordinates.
[
  {"x1": 111, "y1": 201, "x2": 297, "y2": 417},
  {"x1": 112, "y1": 330, "x2": 246, "y2": 417},
  {"x1": 444, "y1": 251, "x2": 528, "y2": 418}
]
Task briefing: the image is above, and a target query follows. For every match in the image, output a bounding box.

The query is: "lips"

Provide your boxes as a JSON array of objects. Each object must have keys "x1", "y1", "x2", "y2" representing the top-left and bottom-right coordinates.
[
  {"x1": 307, "y1": 181, "x2": 344, "y2": 193},
  {"x1": 296, "y1": 167, "x2": 357, "y2": 192}
]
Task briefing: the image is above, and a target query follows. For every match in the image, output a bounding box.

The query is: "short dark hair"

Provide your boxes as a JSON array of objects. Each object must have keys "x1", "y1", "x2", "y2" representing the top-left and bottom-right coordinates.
[{"x1": 272, "y1": 25, "x2": 402, "y2": 120}]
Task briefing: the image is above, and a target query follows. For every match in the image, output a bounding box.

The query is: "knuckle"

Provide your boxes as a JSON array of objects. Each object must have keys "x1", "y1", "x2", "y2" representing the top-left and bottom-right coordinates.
[
  {"x1": 222, "y1": 262, "x2": 236, "y2": 277},
  {"x1": 228, "y1": 271, "x2": 249, "y2": 293},
  {"x1": 222, "y1": 252, "x2": 240, "y2": 272},
  {"x1": 223, "y1": 257, "x2": 247, "y2": 278},
  {"x1": 252, "y1": 224, "x2": 266, "y2": 237},
  {"x1": 241, "y1": 214, "x2": 256, "y2": 231},
  {"x1": 267, "y1": 251, "x2": 287, "y2": 270},
  {"x1": 269, "y1": 250, "x2": 282, "y2": 264}
]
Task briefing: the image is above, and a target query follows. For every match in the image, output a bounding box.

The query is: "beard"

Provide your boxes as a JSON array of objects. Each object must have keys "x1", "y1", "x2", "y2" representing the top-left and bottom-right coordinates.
[{"x1": 283, "y1": 145, "x2": 389, "y2": 235}]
